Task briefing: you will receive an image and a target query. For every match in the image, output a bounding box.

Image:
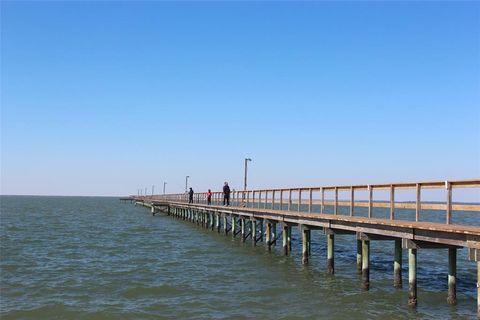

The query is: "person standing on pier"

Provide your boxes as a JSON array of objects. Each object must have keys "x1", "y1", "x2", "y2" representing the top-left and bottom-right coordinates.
[
  {"x1": 223, "y1": 182, "x2": 231, "y2": 206},
  {"x1": 207, "y1": 189, "x2": 212, "y2": 205},
  {"x1": 189, "y1": 188, "x2": 194, "y2": 203}
]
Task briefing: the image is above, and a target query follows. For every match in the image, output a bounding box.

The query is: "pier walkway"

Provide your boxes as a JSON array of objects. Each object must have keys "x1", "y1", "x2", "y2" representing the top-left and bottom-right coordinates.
[{"x1": 130, "y1": 179, "x2": 480, "y2": 316}]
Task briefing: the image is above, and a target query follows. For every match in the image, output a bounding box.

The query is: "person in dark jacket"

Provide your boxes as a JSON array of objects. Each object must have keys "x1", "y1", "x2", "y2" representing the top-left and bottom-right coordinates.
[
  {"x1": 223, "y1": 182, "x2": 231, "y2": 206},
  {"x1": 189, "y1": 188, "x2": 194, "y2": 203},
  {"x1": 207, "y1": 189, "x2": 212, "y2": 205}
]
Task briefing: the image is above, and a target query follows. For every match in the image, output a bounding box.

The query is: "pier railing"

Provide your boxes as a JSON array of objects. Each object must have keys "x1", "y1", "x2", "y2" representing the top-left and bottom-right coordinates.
[{"x1": 139, "y1": 179, "x2": 479, "y2": 225}]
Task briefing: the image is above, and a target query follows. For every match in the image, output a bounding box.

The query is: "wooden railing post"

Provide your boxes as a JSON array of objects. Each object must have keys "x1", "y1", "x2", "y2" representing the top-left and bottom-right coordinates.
[
  {"x1": 416, "y1": 184, "x2": 421, "y2": 222},
  {"x1": 390, "y1": 185, "x2": 395, "y2": 220},
  {"x1": 309, "y1": 188, "x2": 313, "y2": 213},
  {"x1": 334, "y1": 187, "x2": 338, "y2": 215},
  {"x1": 298, "y1": 188, "x2": 302, "y2": 212},
  {"x1": 264, "y1": 190, "x2": 268, "y2": 209},
  {"x1": 350, "y1": 186, "x2": 354, "y2": 216},
  {"x1": 321, "y1": 187, "x2": 324, "y2": 214},
  {"x1": 446, "y1": 181, "x2": 452, "y2": 224},
  {"x1": 280, "y1": 190, "x2": 283, "y2": 211},
  {"x1": 368, "y1": 185, "x2": 373, "y2": 218},
  {"x1": 272, "y1": 190, "x2": 276, "y2": 210},
  {"x1": 288, "y1": 189, "x2": 292, "y2": 211}
]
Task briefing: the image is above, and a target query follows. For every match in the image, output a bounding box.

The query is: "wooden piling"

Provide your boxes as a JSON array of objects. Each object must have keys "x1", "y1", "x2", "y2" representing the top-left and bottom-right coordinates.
[
  {"x1": 302, "y1": 227, "x2": 311, "y2": 264},
  {"x1": 252, "y1": 220, "x2": 257, "y2": 246},
  {"x1": 394, "y1": 239, "x2": 402, "y2": 288},
  {"x1": 327, "y1": 234, "x2": 334, "y2": 274},
  {"x1": 272, "y1": 223, "x2": 277, "y2": 247},
  {"x1": 288, "y1": 226, "x2": 292, "y2": 253},
  {"x1": 408, "y1": 248, "x2": 417, "y2": 307},
  {"x1": 223, "y1": 215, "x2": 228, "y2": 235},
  {"x1": 357, "y1": 240, "x2": 362, "y2": 274},
  {"x1": 232, "y1": 216, "x2": 236, "y2": 238},
  {"x1": 477, "y1": 261, "x2": 479, "y2": 317},
  {"x1": 362, "y1": 240, "x2": 370, "y2": 290},
  {"x1": 241, "y1": 218, "x2": 246, "y2": 242},
  {"x1": 447, "y1": 248, "x2": 457, "y2": 305},
  {"x1": 266, "y1": 222, "x2": 272, "y2": 251},
  {"x1": 259, "y1": 221, "x2": 264, "y2": 242},
  {"x1": 216, "y1": 214, "x2": 220, "y2": 232},
  {"x1": 283, "y1": 224, "x2": 289, "y2": 255}
]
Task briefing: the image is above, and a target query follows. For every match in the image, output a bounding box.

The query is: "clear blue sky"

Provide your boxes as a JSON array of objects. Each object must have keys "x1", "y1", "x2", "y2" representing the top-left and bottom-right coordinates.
[{"x1": 1, "y1": 1, "x2": 479, "y2": 198}]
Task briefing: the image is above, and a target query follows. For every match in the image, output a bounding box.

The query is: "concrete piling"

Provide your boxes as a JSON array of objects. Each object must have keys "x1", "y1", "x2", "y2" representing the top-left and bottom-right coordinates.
[
  {"x1": 272, "y1": 223, "x2": 277, "y2": 247},
  {"x1": 266, "y1": 222, "x2": 272, "y2": 251},
  {"x1": 447, "y1": 248, "x2": 457, "y2": 305},
  {"x1": 232, "y1": 216, "x2": 237, "y2": 238},
  {"x1": 362, "y1": 240, "x2": 370, "y2": 290},
  {"x1": 394, "y1": 239, "x2": 402, "y2": 288},
  {"x1": 282, "y1": 225, "x2": 291, "y2": 255},
  {"x1": 408, "y1": 248, "x2": 417, "y2": 307},
  {"x1": 327, "y1": 234, "x2": 334, "y2": 274},
  {"x1": 241, "y1": 218, "x2": 246, "y2": 242},
  {"x1": 223, "y1": 215, "x2": 228, "y2": 235},
  {"x1": 259, "y1": 221, "x2": 264, "y2": 242},
  {"x1": 477, "y1": 261, "x2": 479, "y2": 317},
  {"x1": 302, "y1": 227, "x2": 311, "y2": 265},
  {"x1": 357, "y1": 240, "x2": 362, "y2": 274},
  {"x1": 252, "y1": 220, "x2": 257, "y2": 246}
]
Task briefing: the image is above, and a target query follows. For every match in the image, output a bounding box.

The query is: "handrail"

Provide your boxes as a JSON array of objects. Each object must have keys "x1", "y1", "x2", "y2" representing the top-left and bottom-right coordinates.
[{"x1": 135, "y1": 179, "x2": 480, "y2": 224}]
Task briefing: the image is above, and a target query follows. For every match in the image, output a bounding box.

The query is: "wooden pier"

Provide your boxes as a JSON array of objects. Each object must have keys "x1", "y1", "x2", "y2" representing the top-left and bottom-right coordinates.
[{"x1": 131, "y1": 179, "x2": 480, "y2": 316}]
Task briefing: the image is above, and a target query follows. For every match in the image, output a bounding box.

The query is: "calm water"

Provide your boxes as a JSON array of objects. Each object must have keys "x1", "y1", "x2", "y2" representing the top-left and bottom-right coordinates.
[{"x1": 1, "y1": 196, "x2": 478, "y2": 319}]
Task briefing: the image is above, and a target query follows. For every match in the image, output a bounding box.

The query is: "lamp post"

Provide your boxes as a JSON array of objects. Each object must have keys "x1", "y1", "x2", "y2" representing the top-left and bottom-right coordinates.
[
  {"x1": 244, "y1": 158, "x2": 252, "y2": 191},
  {"x1": 163, "y1": 182, "x2": 167, "y2": 194},
  {"x1": 185, "y1": 176, "x2": 190, "y2": 193}
]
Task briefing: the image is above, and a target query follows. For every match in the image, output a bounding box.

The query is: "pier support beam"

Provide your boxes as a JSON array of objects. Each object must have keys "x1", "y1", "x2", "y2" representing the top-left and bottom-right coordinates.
[
  {"x1": 251, "y1": 220, "x2": 257, "y2": 246},
  {"x1": 327, "y1": 234, "x2": 334, "y2": 274},
  {"x1": 302, "y1": 226, "x2": 311, "y2": 265},
  {"x1": 447, "y1": 248, "x2": 457, "y2": 305},
  {"x1": 408, "y1": 248, "x2": 417, "y2": 307},
  {"x1": 362, "y1": 240, "x2": 370, "y2": 290},
  {"x1": 394, "y1": 239, "x2": 402, "y2": 288}
]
